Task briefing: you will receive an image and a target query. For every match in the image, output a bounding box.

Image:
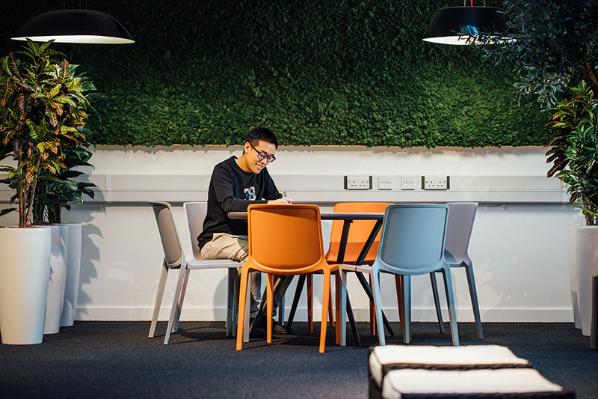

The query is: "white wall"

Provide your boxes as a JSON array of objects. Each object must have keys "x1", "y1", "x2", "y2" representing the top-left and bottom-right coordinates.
[{"x1": 0, "y1": 146, "x2": 585, "y2": 322}]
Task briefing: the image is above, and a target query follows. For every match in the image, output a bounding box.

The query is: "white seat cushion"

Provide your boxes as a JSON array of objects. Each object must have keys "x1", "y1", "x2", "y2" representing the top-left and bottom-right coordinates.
[
  {"x1": 369, "y1": 345, "x2": 529, "y2": 388},
  {"x1": 381, "y1": 368, "x2": 563, "y2": 399}
]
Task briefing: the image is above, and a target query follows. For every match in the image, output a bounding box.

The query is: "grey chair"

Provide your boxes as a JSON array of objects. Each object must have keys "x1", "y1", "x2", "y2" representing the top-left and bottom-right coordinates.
[
  {"x1": 431, "y1": 202, "x2": 483, "y2": 339},
  {"x1": 183, "y1": 202, "x2": 240, "y2": 337},
  {"x1": 148, "y1": 202, "x2": 240, "y2": 344}
]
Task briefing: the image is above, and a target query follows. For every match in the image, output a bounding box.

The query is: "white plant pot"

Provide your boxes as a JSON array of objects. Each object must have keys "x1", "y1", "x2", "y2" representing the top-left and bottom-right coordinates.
[
  {"x1": 568, "y1": 225, "x2": 581, "y2": 329},
  {"x1": 44, "y1": 225, "x2": 68, "y2": 334},
  {"x1": 573, "y1": 225, "x2": 598, "y2": 336},
  {"x1": 59, "y1": 223, "x2": 82, "y2": 327},
  {"x1": 0, "y1": 227, "x2": 51, "y2": 345}
]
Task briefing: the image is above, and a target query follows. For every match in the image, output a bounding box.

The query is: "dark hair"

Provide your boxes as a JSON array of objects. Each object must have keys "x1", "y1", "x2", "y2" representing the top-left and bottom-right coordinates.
[{"x1": 245, "y1": 127, "x2": 278, "y2": 148}]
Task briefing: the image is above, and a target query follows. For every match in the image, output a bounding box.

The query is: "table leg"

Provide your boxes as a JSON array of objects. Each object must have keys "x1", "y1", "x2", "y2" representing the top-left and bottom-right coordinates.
[
  {"x1": 307, "y1": 274, "x2": 313, "y2": 334},
  {"x1": 355, "y1": 272, "x2": 394, "y2": 336},
  {"x1": 335, "y1": 273, "x2": 341, "y2": 344},
  {"x1": 286, "y1": 275, "x2": 305, "y2": 329}
]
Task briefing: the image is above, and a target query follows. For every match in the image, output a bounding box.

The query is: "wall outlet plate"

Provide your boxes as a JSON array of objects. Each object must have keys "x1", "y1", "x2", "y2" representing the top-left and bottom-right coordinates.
[
  {"x1": 422, "y1": 175, "x2": 450, "y2": 190},
  {"x1": 377, "y1": 175, "x2": 393, "y2": 190},
  {"x1": 344, "y1": 175, "x2": 372, "y2": 190},
  {"x1": 401, "y1": 176, "x2": 418, "y2": 190}
]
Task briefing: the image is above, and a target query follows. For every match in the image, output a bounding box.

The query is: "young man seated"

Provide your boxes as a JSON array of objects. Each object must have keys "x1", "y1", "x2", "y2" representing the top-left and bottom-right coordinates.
[{"x1": 198, "y1": 127, "x2": 292, "y2": 331}]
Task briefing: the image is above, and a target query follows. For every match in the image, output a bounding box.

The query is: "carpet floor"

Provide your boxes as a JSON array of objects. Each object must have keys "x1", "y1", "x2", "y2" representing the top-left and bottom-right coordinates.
[{"x1": 0, "y1": 322, "x2": 596, "y2": 398}]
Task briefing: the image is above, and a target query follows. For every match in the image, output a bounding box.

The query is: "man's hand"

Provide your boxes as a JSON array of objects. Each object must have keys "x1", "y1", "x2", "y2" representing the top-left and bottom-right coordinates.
[{"x1": 267, "y1": 197, "x2": 293, "y2": 204}]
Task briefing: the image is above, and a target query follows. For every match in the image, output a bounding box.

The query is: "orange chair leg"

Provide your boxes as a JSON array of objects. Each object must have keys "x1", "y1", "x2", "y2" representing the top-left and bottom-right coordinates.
[
  {"x1": 370, "y1": 274, "x2": 376, "y2": 336},
  {"x1": 320, "y1": 271, "x2": 331, "y2": 353},
  {"x1": 236, "y1": 268, "x2": 250, "y2": 351},
  {"x1": 266, "y1": 273, "x2": 274, "y2": 344},
  {"x1": 395, "y1": 275, "x2": 405, "y2": 332},
  {"x1": 307, "y1": 274, "x2": 313, "y2": 334}
]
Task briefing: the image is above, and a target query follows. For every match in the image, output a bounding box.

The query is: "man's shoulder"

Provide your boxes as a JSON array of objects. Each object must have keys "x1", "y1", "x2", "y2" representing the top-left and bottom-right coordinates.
[{"x1": 213, "y1": 157, "x2": 236, "y2": 173}]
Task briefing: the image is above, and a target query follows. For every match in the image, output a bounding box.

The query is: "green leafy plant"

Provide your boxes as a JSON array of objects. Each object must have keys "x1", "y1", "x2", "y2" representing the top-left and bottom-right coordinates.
[
  {"x1": 32, "y1": 145, "x2": 96, "y2": 224},
  {"x1": 477, "y1": 0, "x2": 598, "y2": 110},
  {"x1": 548, "y1": 81, "x2": 598, "y2": 225},
  {"x1": 0, "y1": 41, "x2": 95, "y2": 227},
  {"x1": 476, "y1": 1, "x2": 598, "y2": 225}
]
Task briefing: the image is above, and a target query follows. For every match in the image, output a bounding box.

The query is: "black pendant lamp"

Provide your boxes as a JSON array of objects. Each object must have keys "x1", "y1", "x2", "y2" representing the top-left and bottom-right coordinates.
[
  {"x1": 423, "y1": 1, "x2": 506, "y2": 45},
  {"x1": 11, "y1": 9, "x2": 134, "y2": 44}
]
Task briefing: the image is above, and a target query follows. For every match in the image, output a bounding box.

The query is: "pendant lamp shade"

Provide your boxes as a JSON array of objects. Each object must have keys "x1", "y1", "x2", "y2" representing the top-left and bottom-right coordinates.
[
  {"x1": 423, "y1": 6, "x2": 506, "y2": 45},
  {"x1": 11, "y1": 9, "x2": 134, "y2": 44}
]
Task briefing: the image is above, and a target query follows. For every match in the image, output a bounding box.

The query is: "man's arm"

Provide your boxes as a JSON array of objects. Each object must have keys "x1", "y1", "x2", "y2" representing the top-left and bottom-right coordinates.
[{"x1": 263, "y1": 169, "x2": 293, "y2": 204}]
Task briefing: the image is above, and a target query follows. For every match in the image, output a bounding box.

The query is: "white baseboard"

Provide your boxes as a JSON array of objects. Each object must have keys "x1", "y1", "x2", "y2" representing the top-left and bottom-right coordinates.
[{"x1": 75, "y1": 306, "x2": 574, "y2": 323}]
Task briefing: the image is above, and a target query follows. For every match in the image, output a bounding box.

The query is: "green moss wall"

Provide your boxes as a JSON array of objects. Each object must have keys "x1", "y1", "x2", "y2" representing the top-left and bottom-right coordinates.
[{"x1": 0, "y1": 0, "x2": 548, "y2": 147}]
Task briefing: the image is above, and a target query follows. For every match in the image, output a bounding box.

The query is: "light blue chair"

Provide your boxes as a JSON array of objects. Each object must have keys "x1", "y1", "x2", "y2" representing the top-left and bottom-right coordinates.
[
  {"x1": 430, "y1": 202, "x2": 483, "y2": 339},
  {"x1": 339, "y1": 204, "x2": 459, "y2": 346}
]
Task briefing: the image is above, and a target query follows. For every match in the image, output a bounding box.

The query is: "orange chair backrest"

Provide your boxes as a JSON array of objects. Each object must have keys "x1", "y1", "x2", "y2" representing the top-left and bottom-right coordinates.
[
  {"x1": 327, "y1": 202, "x2": 392, "y2": 264},
  {"x1": 248, "y1": 204, "x2": 325, "y2": 274}
]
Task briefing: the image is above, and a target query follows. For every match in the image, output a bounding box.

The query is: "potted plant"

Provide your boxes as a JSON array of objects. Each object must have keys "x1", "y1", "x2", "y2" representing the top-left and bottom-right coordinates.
[
  {"x1": 476, "y1": 0, "x2": 598, "y2": 333},
  {"x1": 0, "y1": 41, "x2": 94, "y2": 343},
  {"x1": 34, "y1": 137, "x2": 97, "y2": 328},
  {"x1": 548, "y1": 81, "x2": 598, "y2": 335}
]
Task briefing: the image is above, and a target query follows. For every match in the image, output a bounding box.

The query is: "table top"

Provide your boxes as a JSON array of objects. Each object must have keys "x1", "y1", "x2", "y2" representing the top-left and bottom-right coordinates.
[{"x1": 227, "y1": 211, "x2": 384, "y2": 220}]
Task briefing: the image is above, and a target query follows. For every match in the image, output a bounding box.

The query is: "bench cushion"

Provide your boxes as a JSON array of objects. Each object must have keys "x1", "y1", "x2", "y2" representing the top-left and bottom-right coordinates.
[
  {"x1": 369, "y1": 345, "x2": 530, "y2": 388},
  {"x1": 381, "y1": 369, "x2": 567, "y2": 399}
]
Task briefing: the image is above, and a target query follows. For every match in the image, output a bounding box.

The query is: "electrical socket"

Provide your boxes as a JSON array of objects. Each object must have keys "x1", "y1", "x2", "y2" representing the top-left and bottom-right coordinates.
[
  {"x1": 422, "y1": 176, "x2": 450, "y2": 190},
  {"x1": 344, "y1": 175, "x2": 372, "y2": 190}
]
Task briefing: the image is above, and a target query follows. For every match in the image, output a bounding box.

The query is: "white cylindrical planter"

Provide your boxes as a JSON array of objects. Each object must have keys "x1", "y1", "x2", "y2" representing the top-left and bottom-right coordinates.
[
  {"x1": 60, "y1": 223, "x2": 82, "y2": 327},
  {"x1": 44, "y1": 225, "x2": 68, "y2": 334},
  {"x1": 0, "y1": 227, "x2": 51, "y2": 345},
  {"x1": 568, "y1": 225, "x2": 581, "y2": 329},
  {"x1": 574, "y1": 226, "x2": 598, "y2": 336}
]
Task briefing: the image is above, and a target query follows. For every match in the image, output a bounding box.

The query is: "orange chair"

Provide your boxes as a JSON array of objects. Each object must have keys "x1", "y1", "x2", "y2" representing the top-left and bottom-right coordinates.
[
  {"x1": 236, "y1": 204, "x2": 336, "y2": 353},
  {"x1": 302, "y1": 202, "x2": 403, "y2": 337}
]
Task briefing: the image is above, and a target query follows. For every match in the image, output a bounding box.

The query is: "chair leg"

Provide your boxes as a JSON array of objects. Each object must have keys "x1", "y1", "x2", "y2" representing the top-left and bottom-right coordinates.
[
  {"x1": 330, "y1": 283, "x2": 335, "y2": 328},
  {"x1": 307, "y1": 274, "x2": 314, "y2": 334},
  {"x1": 243, "y1": 273, "x2": 251, "y2": 343},
  {"x1": 266, "y1": 274, "x2": 274, "y2": 344},
  {"x1": 149, "y1": 264, "x2": 168, "y2": 338},
  {"x1": 372, "y1": 271, "x2": 385, "y2": 345},
  {"x1": 164, "y1": 265, "x2": 187, "y2": 344},
  {"x1": 402, "y1": 276, "x2": 411, "y2": 344},
  {"x1": 464, "y1": 263, "x2": 484, "y2": 339},
  {"x1": 369, "y1": 274, "x2": 376, "y2": 336},
  {"x1": 430, "y1": 272, "x2": 446, "y2": 334},
  {"x1": 339, "y1": 269, "x2": 348, "y2": 346},
  {"x1": 394, "y1": 275, "x2": 405, "y2": 332},
  {"x1": 320, "y1": 270, "x2": 331, "y2": 353},
  {"x1": 236, "y1": 268, "x2": 250, "y2": 351},
  {"x1": 441, "y1": 268, "x2": 460, "y2": 346},
  {"x1": 173, "y1": 268, "x2": 190, "y2": 333}
]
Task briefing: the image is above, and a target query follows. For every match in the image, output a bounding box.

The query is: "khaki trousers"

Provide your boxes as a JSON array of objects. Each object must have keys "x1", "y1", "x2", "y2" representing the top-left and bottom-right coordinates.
[{"x1": 200, "y1": 233, "x2": 261, "y2": 315}]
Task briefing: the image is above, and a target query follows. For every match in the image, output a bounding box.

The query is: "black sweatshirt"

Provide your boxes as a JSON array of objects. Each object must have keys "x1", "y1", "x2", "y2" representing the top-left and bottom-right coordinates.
[{"x1": 198, "y1": 156, "x2": 282, "y2": 249}]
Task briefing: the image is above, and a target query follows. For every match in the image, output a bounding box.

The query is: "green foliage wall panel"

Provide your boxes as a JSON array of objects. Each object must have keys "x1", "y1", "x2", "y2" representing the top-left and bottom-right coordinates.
[{"x1": 0, "y1": 0, "x2": 548, "y2": 147}]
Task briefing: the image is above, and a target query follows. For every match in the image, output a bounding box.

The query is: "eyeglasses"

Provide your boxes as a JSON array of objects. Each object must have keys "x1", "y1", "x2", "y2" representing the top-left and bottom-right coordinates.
[{"x1": 249, "y1": 143, "x2": 276, "y2": 163}]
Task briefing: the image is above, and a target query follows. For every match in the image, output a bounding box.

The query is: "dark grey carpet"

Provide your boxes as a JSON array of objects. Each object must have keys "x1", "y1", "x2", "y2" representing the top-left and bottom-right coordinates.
[{"x1": 0, "y1": 322, "x2": 596, "y2": 399}]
